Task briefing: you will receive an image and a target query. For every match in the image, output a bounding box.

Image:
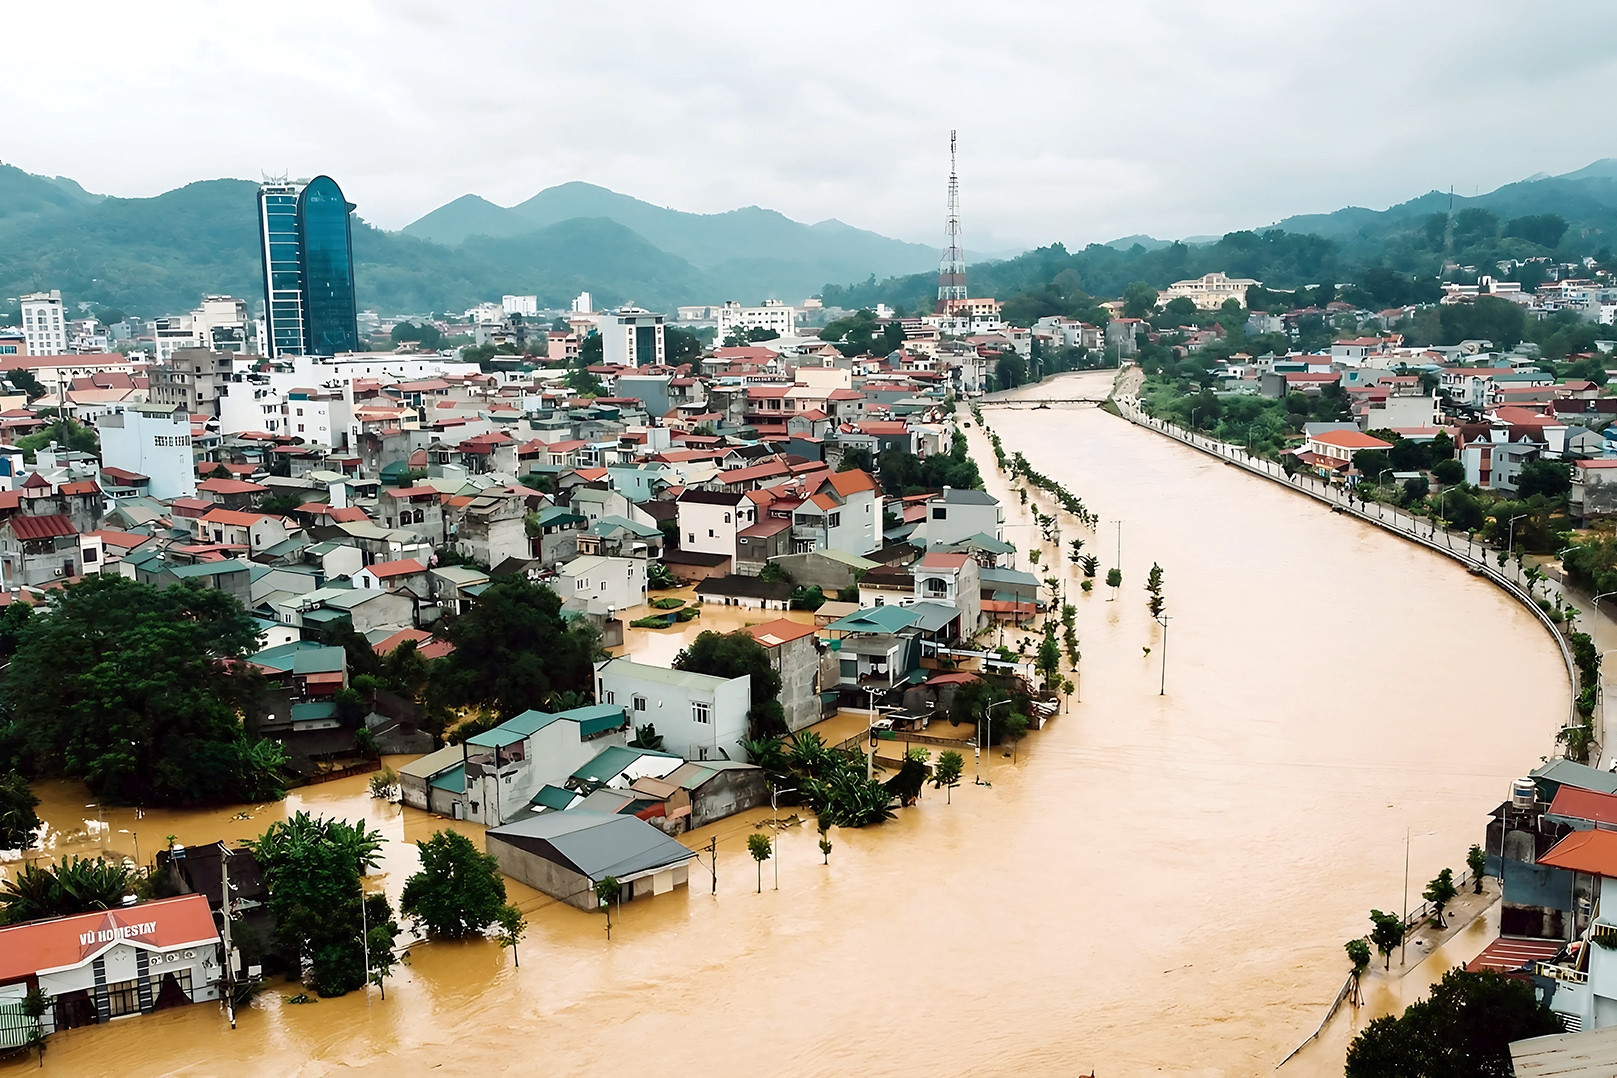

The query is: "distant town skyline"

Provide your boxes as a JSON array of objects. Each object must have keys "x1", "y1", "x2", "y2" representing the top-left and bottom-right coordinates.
[{"x1": 8, "y1": 1, "x2": 1617, "y2": 252}]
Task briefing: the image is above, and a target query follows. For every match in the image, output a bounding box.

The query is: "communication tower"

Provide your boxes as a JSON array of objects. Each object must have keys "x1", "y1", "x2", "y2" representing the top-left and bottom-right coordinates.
[{"x1": 936, "y1": 130, "x2": 967, "y2": 312}]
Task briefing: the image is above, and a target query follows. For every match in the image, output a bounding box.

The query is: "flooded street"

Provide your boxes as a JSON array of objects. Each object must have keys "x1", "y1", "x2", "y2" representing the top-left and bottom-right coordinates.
[{"x1": 6, "y1": 369, "x2": 1565, "y2": 1077}]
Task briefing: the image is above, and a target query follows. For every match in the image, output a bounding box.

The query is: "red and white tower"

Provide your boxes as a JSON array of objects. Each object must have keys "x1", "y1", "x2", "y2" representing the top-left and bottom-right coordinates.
[{"x1": 936, "y1": 130, "x2": 967, "y2": 312}]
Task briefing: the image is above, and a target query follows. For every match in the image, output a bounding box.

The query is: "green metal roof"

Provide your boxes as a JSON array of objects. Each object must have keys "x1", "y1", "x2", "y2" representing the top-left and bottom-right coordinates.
[
  {"x1": 531, "y1": 784, "x2": 577, "y2": 811},
  {"x1": 250, "y1": 640, "x2": 324, "y2": 672},
  {"x1": 823, "y1": 605, "x2": 922, "y2": 634},
  {"x1": 570, "y1": 745, "x2": 682, "y2": 784},
  {"x1": 428, "y1": 764, "x2": 465, "y2": 793},
  {"x1": 291, "y1": 647, "x2": 346, "y2": 675},
  {"x1": 558, "y1": 703, "x2": 629, "y2": 736},
  {"x1": 290, "y1": 701, "x2": 338, "y2": 722},
  {"x1": 299, "y1": 608, "x2": 351, "y2": 625},
  {"x1": 166, "y1": 559, "x2": 250, "y2": 579}
]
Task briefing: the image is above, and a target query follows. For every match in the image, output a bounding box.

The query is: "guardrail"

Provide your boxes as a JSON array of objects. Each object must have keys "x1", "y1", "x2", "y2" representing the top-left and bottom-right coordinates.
[{"x1": 1109, "y1": 399, "x2": 1580, "y2": 715}]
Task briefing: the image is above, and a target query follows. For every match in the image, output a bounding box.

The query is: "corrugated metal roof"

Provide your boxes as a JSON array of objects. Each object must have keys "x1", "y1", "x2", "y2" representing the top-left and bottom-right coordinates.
[{"x1": 486, "y1": 809, "x2": 695, "y2": 880}]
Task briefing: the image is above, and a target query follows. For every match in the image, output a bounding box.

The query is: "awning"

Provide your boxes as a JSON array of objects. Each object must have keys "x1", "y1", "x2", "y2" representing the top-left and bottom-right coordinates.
[{"x1": 1465, "y1": 935, "x2": 1564, "y2": 975}]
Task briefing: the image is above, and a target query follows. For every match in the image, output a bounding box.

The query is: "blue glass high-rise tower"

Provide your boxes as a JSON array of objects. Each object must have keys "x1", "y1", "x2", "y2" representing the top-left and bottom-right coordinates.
[{"x1": 257, "y1": 175, "x2": 359, "y2": 357}]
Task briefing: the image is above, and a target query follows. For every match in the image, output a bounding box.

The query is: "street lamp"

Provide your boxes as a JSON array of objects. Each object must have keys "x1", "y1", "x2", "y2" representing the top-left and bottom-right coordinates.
[
  {"x1": 1506, "y1": 513, "x2": 1529, "y2": 581},
  {"x1": 979, "y1": 699, "x2": 1011, "y2": 786},
  {"x1": 118, "y1": 829, "x2": 140, "y2": 871},
  {"x1": 770, "y1": 783, "x2": 798, "y2": 891},
  {"x1": 1402, "y1": 828, "x2": 1439, "y2": 966}
]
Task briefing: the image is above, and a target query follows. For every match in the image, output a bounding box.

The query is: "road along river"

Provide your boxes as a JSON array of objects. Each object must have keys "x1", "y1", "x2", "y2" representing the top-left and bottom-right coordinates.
[{"x1": 8, "y1": 369, "x2": 1564, "y2": 1076}]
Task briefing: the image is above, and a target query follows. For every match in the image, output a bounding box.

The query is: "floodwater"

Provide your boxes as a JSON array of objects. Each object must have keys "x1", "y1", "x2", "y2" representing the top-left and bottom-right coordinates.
[{"x1": 5, "y1": 369, "x2": 1565, "y2": 1077}]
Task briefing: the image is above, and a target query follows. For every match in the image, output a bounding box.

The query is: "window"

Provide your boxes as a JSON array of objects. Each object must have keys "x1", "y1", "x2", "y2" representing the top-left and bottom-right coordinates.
[
  {"x1": 603, "y1": 690, "x2": 615, "y2": 705},
  {"x1": 828, "y1": 512, "x2": 841, "y2": 528},
  {"x1": 105, "y1": 978, "x2": 140, "y2": 1018},
  {"x1": 708, "y1": 529, "x2": 715, "y2": 538},
  {"x1": 632, "y1": 694, "x2": 646, "y2": 712},
  {"x1": 575, "y1": 577, "x2": 587, "y2": 591},
  {"x1": 692, "y1": 701, "x2": 710, "y2": 725},
  {"x1": 932, "y1": 507, "x2": 947, "y2": 519},
  {"x1": 723, "y1": 513, "x2": 731, "y2": 523}
]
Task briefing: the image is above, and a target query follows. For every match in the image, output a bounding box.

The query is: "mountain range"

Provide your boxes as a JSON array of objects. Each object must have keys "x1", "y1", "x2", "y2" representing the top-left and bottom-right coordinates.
[
  {"x1": 0, "y1": 168, "x2": 941, "y2": 318},
  {"x1": 7, "y1": 159, "x2": 1617, "y2": 322}
]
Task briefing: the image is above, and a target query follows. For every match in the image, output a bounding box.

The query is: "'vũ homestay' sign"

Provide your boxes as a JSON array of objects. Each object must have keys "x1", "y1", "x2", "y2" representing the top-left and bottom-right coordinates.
[{"x1": 79, "y1": 921, "x2": 158, "y2": 947}]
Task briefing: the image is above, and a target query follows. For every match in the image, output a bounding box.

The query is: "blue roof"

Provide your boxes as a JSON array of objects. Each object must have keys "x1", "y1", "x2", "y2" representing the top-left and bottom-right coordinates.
[
  {"x1": 289, "y1": 701, "x2": 338, "y2": 722},
  {"x1": 250, "y1": 640, "x2": 325, "y2": 673}
]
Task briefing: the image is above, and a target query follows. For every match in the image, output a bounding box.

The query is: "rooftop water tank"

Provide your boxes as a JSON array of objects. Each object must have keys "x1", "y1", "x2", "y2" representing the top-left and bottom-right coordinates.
[{"x1": 1512, "y1": 777, "x2": 1537, "y2": 810}]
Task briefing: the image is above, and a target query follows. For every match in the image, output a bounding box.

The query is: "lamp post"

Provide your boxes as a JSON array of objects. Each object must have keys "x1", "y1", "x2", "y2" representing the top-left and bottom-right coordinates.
[
  {"x1": 1402, "y1": 828, "x2": 1438, "y2": 966},
  {"x1": 1156, "y1": 613, "x2": 1172, "y2": 695},
  {"x1": 1506, "y1": 513, "x2": 1529, "y2": 582},
  {"x1": 770, "y1": 783, "x2": 798, "y2": 891},
  {"x1": 865, "y1": 687, "x2": 879, "y2": 781},
  {"x1": 979, "y1": 699, "x2": 1011, "y2": 786},
  {"x1": 118, "y1": 829, "x2": 140, "y2": 871},
  {"x1": 1377, "y1": 469, "x2": 1392, "y2": 518}
]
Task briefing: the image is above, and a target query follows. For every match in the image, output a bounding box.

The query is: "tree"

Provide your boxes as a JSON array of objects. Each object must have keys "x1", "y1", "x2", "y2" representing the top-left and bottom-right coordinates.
[
  {"x1": 1068, "y1": 538, "x2": 1085, "y2": 563},
  {"x1": 1468, "y1": 844, "x2": 1487, "y2": 893},
  {"x1": 747, "y1": 832, "x2": 772, "y2": 893},
  {"x1": 1517, "y1": 459, "x2": 1571, "y2": 501},
  {"x1": 1345, "y1": 968, "x2": 1561, "y2": 1077},
  {"x1": 400, "y1": 830, "x2": 508, "y2": 938},
  {"x1": 673, "y1": 630, "x2": 785, "y2": 738},
  {"x1": 664, "y1": 325, "x2": 703, "y2": 365},
  {"x1": 628, "y1": 723, "x2": 665, "y2": 751},
  {"x1": 15, "y1": 418, "x2": 98, "y2": 461},
  {"x1": 838, "y1": 446, "x2": 873, "y2": 473},
  {"x1": 1345, "y1": 937, "x2": 1370, "y2": 976},
  {"x1": 1122, "y1": 281, "x2": 1158, "y2": 319},
  {"x1": 494, "y1": 904, "x2": 527, "y2": 967},
  {"x1": 1432, "y1": 458, "x2": 1465, "y2": 485},
  {"x1": 933, "y1": 750, "x2": 964, "y2": 803},
  {"x1": 1369, "y1": 909, "x2": 1403, "y2": 970},
  {"x1": 0, "y1": 857, "x2": 136, "y2": 924},
  {"x1": 1036, "y1": 627, "x2": 1061, "y2": 689},
  {"x1": 0, "y1": 770, "x2": 41, "y2": 850},
  {"x1": 431, "y1": 575, "x2": 598, "y2": 720},
  {"x1": 364, "y1": 893, "x2": 401, "y2": 999},
  {"x1": 248, "y1": 813, "x2": 385, "y2": 997},
  {"x1": 1352, "y1": 449, "x2": 1390, "y2": 478},
  {"x1": 1078, "y1": 554, "x2": 1098, "y2": 578},
  {"x1": 1105, "y1": 567, "x2": 1122, "y2": 600},
  {"x1": 0, "y1": 575, "x2": 281, "y2": 806},
  {"x1": 1423, "y1": 867, "x2": 1458, "y2": 928}
]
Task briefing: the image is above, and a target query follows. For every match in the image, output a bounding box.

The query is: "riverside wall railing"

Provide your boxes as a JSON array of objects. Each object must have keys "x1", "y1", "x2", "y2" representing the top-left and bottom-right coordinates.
[{"x1": 1107, "y1": 396, "x2": 1580, "y2": 715}]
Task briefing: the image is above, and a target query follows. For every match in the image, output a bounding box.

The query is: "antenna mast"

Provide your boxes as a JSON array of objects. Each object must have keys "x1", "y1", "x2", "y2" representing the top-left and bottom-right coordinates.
[{"x1": 937, "y1": 130, "x2": 967, "y2": 312}]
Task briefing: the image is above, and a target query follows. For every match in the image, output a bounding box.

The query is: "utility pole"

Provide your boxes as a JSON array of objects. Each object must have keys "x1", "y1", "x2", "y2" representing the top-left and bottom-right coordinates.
[
  {"x1": 1157, "y1": 614, "x2": 1172, "y2": 695},
  {"x1": 221, "y1": 851, "x2": 236, "y2": 1029},
  {"x1": 709, "y1": 836, "x2": 717, "y2": 895}
]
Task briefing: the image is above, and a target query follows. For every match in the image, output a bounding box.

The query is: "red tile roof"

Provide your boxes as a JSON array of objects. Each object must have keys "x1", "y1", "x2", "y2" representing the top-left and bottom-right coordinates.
[
  {"x1": 745, "y1": 619, "x2": 818, "y2": 646},
  {"x1": 198, "y1": 477, "x2": 268, "y2": 495},
  {"x1": 0, "y1": 894, "x2": 219, "y2": 983},
  {"x1": 1538, "y1": 828, "x2": 1617, "y2": 877},
  {"x1": 200, "y1": 508, "x2": 270, "y2": 527},
  {"x1": 1549, "y1": 785, "x2": 1617, "y2": 828},
  {"x1": 363, "y1": 558, "x2": 427, "y2": 579},
  {"x1": 1311, "y1": 430, "x2": 1393, "y2": 450},
  {"x1": 9, "y1": 514, "x2": 76, "y2": 540}
]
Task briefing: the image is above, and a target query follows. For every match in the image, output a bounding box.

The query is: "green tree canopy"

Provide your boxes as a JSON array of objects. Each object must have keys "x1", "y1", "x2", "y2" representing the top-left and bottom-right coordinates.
[
  {"x1": 248, "y1": 813, "x2": 385, "y2": 997},
  {"x1": 0, "y1": 856, "x2": 135, "y2": 924},
  {"x1": 0, "y1": 575, "x2": 279, "y2": 805},
  {"x1": 1345, "y1": 968, "x2": 1561, "y2": 1077},
  {"x1": 431, "y1": 575, "x2": 598, "y2": 719},
  {"x1": 0, "y1": 770, "x2": 41, "y2": 850},
  {"x1": 673, "y1": 630, "x2": 784, "y2": 738},
  {"x1": 400, "y1": 829, "x2": 508, "y2": 938}
]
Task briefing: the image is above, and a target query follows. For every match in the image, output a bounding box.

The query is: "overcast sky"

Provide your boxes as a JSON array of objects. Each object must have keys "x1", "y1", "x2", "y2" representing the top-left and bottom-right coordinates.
[{"x1": 8, "y1": 1, "x2": 1617, "y2": 253}]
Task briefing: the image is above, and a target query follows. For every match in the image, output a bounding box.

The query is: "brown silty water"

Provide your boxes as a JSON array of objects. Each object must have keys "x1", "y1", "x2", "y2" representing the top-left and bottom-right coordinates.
[{"x1": 4, "y1": 370, "x2": 1564, "y2": 1076}]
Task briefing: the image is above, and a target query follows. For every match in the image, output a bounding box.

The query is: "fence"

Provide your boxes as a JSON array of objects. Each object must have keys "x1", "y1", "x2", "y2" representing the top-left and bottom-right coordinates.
[{"x1": 1110, "y1": 400, "x2": 1580, "y2": 719}]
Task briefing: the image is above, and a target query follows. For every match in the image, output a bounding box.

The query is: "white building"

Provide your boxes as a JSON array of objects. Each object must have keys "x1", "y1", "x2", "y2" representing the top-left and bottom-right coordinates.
[
  {"x1": 920, "y1": 485, "x2": 1004, "y2": 547},
  {"x1": 571, "y1": 292, "x2": 594, "y2": 315},
  {"x1": 192, "y1": 295, "x2": 254, "y2": 355},
  {"x1": 715, "y1": 299, "x2": 796, "y2": 341},
  {"x1": 676, "y1": 489, "x2": 751, "y2": 558},
  {"x1": 0, "y1": 894, "x2": 224, "y2": 1036},
  {"x1": 21, "y1": 290, "x2": 66, "y2": 355},
  {"x1": 559, "y1": 554, "x2": 649, "y2": 612},
  {"x1": 594, "y1": 658, "x2": 752, "y2": 763},
  {"x1": 153, "y1": 315, "x2": 200, "y2": 361},
  {"x1": 1158, "y1": 272, "x2": 1262, "y2": 311},
  {"x1": 96, "y1": 404, "x2": 197, "y2": 500},
  {"x1": 502, "y1": 295, "x2": 538, "y2": 316},
  {"x1": 597, "y1": 307, "x2": 665, "y2": 367}
]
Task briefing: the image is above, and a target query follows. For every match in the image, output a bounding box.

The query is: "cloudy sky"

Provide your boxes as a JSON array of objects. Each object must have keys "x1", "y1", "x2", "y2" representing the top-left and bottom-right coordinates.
[{"x1": 8, "y1": 1, "x2": 1617, "y2": 252}]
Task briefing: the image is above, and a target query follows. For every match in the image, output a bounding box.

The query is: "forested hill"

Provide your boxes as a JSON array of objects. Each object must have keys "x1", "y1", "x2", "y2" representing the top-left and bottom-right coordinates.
[{"x1": 824, "y1": 159, "x2": 1617, "y2": 320}]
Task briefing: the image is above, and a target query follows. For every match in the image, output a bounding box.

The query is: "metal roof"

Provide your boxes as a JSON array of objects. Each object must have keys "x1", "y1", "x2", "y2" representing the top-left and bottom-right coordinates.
[
  {"x1": 1512, "y1": 1024, "x2": 1617, "y2": 1077},
  {"x1": 486, "y1": 809, "x2": 696, "y2": 881},
  {"x1": 823, "y1": 605, "x2": 922, "y2": 634},
  {"x1": 570, "y1": 744, "x2": 683, "y2": 784},
  {"x1": 291, "y1": 647, "x2": 346, "y2": 675},
  {"x1": 596, "y1": 658, "x2": 742, "y2": 692}
]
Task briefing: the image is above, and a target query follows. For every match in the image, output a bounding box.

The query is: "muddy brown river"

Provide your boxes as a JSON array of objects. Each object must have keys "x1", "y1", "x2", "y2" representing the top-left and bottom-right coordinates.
[{"x1": 4, "y1": 370, "x2": 1564, "y2": 1076}]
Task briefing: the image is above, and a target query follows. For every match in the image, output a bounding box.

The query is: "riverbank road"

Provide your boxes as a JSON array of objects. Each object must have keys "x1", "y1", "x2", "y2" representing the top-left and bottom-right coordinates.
[{"x1": 1365, "y1": 877, "x2": 1501, "y2": 984}]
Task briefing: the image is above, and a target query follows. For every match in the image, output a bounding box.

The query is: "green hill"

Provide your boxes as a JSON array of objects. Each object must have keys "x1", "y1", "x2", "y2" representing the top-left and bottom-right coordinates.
[{"x1": 406, "y1": 180, "x2": 939, "y2": 298}]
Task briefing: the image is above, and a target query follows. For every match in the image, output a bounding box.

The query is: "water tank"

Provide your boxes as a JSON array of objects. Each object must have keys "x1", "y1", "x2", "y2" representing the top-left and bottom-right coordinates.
[{"x1": 1512, "y1": 778, "x2": 1537, "y2": 810}]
